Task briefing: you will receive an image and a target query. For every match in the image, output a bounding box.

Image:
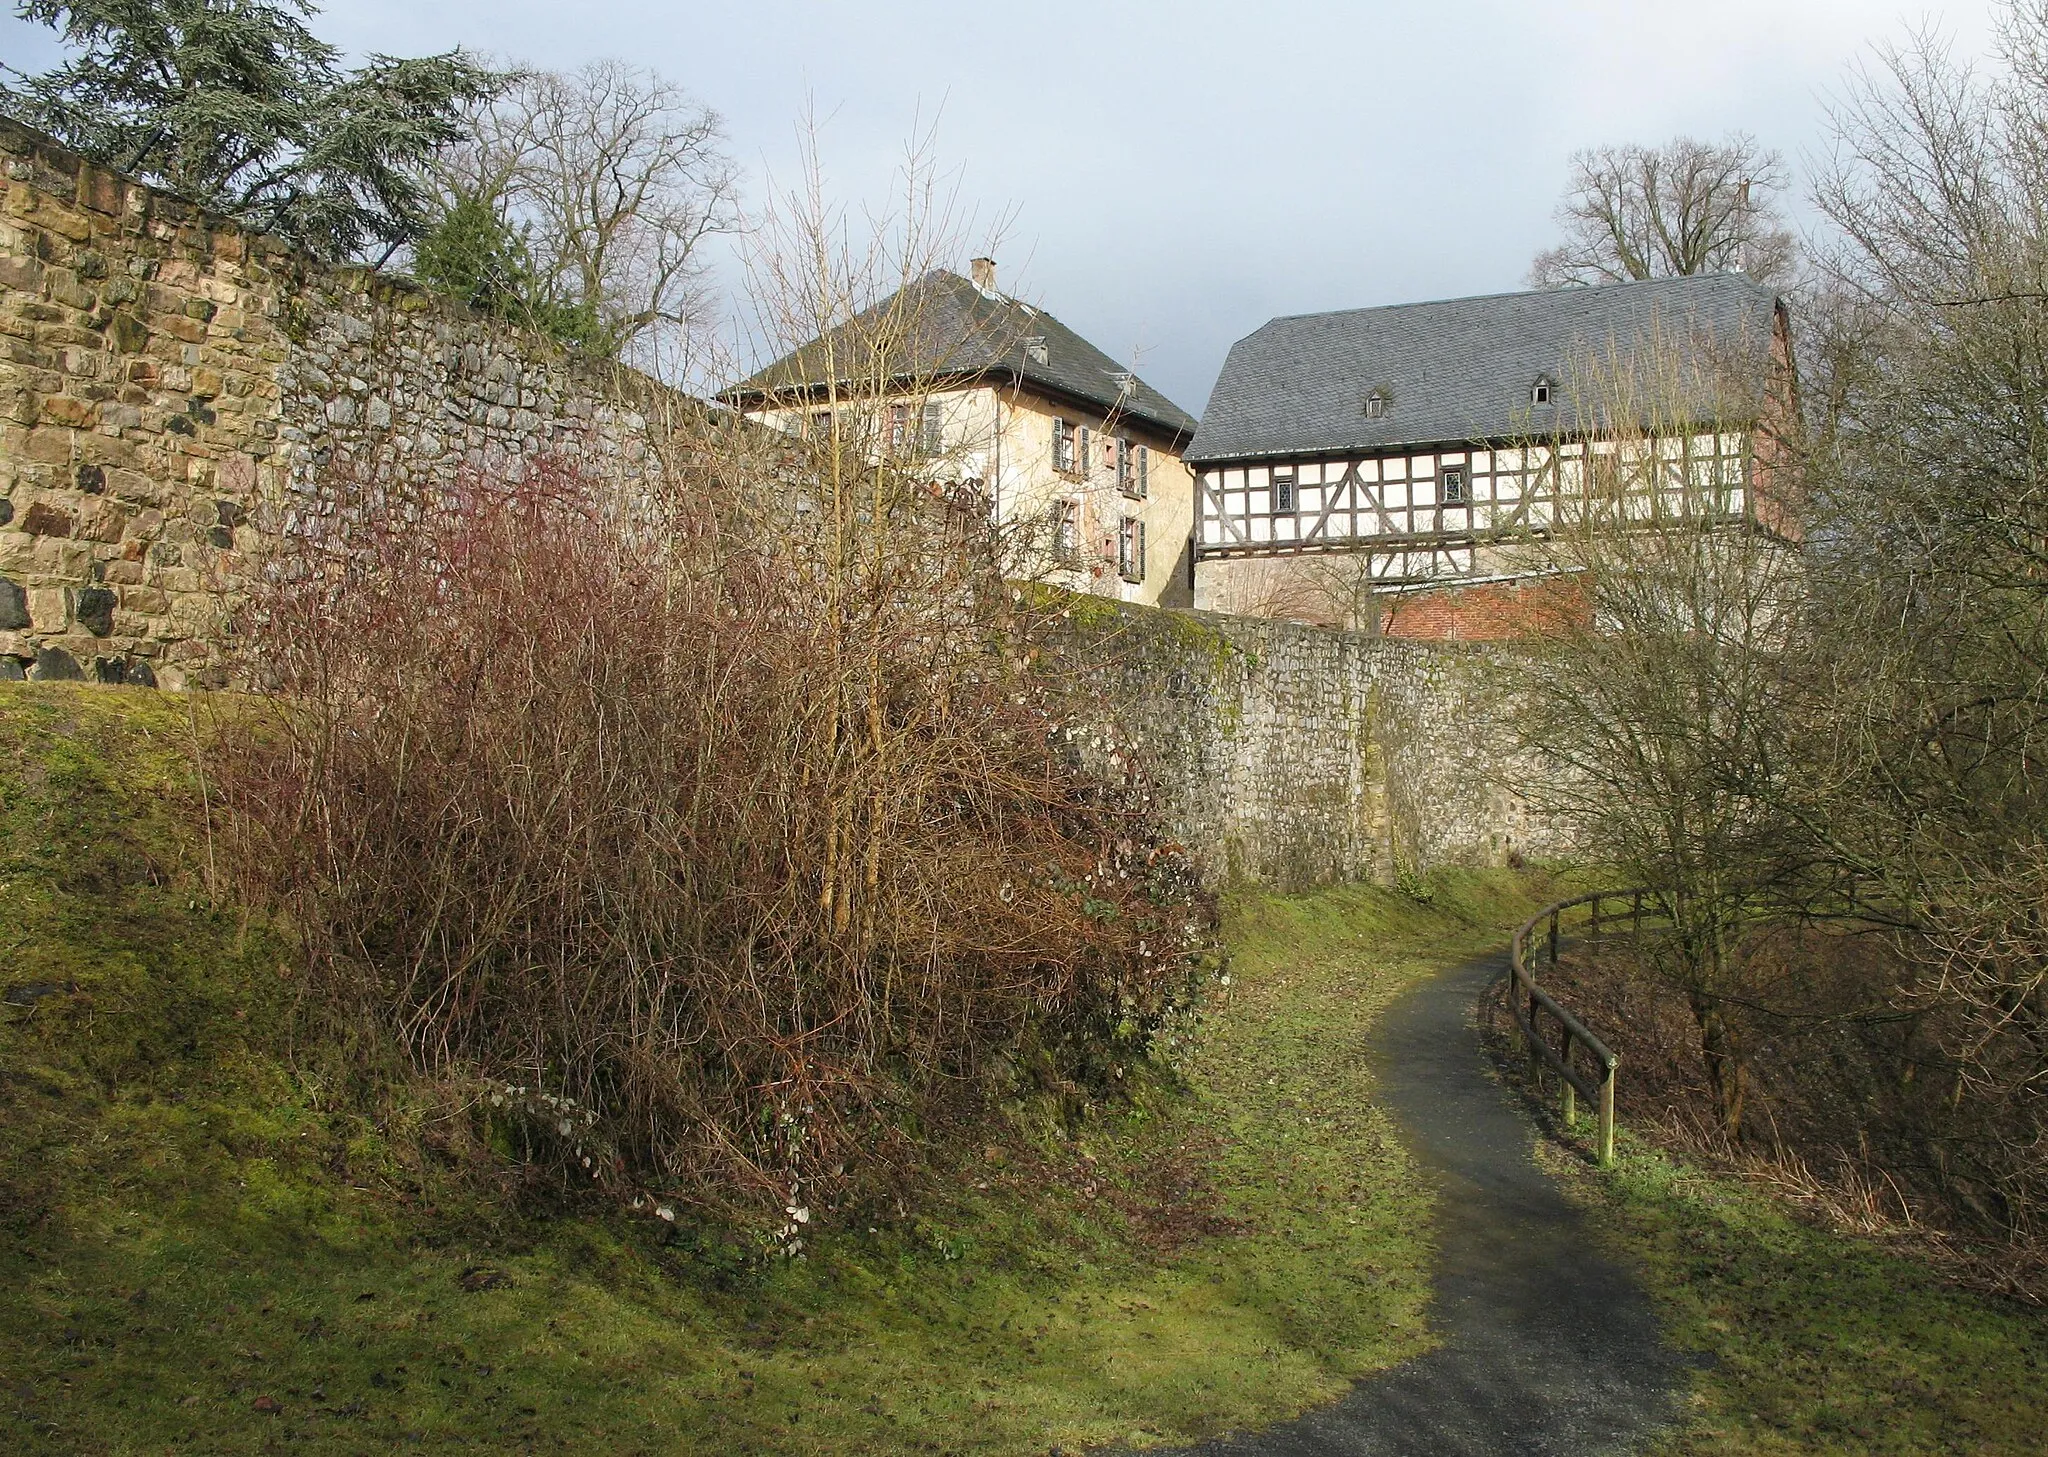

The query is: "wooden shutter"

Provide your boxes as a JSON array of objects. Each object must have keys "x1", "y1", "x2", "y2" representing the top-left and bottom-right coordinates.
[
  {"x1": 1138, "y1": 446, "x2": 1149, "y2": 498},
  {"x1": 921, "y1": 400, "x2": 943, "y2": 453}
]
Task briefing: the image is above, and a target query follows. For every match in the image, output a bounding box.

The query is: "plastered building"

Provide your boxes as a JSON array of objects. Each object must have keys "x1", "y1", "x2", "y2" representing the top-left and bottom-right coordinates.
[{"x1": 723, "y1": 262, "x2": 1198, "y2": 607}]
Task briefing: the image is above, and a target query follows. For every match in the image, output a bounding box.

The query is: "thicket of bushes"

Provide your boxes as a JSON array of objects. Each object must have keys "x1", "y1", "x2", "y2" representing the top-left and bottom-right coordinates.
[{"x1": 208, "y1": 441, "x2": 1210, "y2": 1233}]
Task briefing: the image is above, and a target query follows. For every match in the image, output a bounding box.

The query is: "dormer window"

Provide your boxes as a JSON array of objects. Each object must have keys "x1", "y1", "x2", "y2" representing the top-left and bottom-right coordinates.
[
  {"x1": 1531, "y1": 376, "x2": 1554, "y2": 407},
  {"x1": 1025, "y1": 336, "x2": 1049, "y2": 365},
  {"x1": 1364, "y1": 390, "x2": 1387, "y2": 419}
]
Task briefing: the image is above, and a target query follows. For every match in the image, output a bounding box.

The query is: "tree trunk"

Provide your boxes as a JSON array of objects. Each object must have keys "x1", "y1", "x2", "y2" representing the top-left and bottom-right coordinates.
[{"x1": 1689, "y1": 991, "x2": 1746, "y2": 1139}]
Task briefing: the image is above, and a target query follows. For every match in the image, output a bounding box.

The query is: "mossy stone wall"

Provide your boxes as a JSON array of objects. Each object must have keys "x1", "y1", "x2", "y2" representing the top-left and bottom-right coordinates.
[
  {"x1": 1053, "y1": 599, "x2": 1561, "y2": 889},
  {"x1": 0, "y1": 119, "x2": 674, "y2": 689}
]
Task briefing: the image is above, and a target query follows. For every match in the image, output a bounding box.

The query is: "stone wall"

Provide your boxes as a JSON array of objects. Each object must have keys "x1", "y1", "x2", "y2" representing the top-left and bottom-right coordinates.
[
  {"x1": 0, "y1": 119, "x2": 1558, "y2": 881},
  {"x1": 0, "y1": 118, "x2": 673, "y2": 688},
  {"x1": 1053, "y1": 598, "x2": 1562, "y2": 888}
]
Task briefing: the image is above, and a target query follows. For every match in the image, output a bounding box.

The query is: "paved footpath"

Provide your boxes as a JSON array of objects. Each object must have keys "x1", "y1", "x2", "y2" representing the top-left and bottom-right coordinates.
[{"x1": 1164, "y1": 949, "x2": 1685, "y2": 1456}]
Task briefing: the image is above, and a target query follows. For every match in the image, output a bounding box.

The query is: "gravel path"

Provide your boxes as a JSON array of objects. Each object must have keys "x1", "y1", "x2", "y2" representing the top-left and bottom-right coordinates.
[{"x1": 1165, "y1": 948, "x2": 1684, "y2": 1456}]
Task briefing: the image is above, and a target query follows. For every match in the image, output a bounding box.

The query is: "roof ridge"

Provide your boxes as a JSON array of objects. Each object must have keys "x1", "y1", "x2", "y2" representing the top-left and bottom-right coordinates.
[
  {"x1": 723, "y1": 267, "x2": 1197, "y2": 438},
  {"x1": 1258, "y1": 271, "x2": 1775, "y2": 329}
]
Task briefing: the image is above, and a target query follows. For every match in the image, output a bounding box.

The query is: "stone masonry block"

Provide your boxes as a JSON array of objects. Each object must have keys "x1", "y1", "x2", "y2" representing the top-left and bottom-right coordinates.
[
  {"x1": 27, "y1": 585, "x2": 68, "y2": 630},
  {"x1": 38, "y1": 394, "x2": 93, "y2": 427},
  {"x1": 19, "y1": 501, "x2": 73, "y2": 537},
  {"x1": 0, "y1": 253, "x2": 43, "y2": 293}
]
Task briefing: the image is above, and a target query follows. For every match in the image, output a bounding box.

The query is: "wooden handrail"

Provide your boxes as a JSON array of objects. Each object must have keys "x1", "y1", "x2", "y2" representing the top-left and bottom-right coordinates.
[{"x1": 1508, "y1": 888, "x2": 1662, "y2": 1166}]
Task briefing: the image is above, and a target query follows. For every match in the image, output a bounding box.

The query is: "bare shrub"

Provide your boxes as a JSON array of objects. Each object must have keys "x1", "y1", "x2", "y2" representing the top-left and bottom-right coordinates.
[
  {"x1": 208, "y1": 442, "x2": 1209, "y2": 1234},
  {"x1": 1531, "y1": 927, "x2": 2048, "y2": 1298}
]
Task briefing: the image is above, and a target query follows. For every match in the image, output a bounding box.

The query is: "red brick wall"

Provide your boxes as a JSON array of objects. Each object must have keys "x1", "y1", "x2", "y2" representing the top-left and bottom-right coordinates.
[
  {"x1": 1377, "y1": 576, "x2": 1588, "y2": 642},
  {"x1": 1751, "y1": 300, "x2": 1803, "y2": 542}
]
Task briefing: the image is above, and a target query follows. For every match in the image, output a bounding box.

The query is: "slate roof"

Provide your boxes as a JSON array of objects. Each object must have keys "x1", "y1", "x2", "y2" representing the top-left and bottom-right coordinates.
[
  {"x1": 1187, "y1": 273, "x2": 1785, "y2": 465},
  {"x1": 722, "y1": 270, "x2": 1198, "y2": 442}
]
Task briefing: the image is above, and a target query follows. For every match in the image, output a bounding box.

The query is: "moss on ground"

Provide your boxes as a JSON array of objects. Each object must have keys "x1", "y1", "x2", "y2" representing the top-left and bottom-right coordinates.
[
  {"x1": 0, "y1": 683, "x2": 1548, "y2": 1455},
  {"x1": 1557, "y1": 1141, "x2": 2048, "y2": 1454}
]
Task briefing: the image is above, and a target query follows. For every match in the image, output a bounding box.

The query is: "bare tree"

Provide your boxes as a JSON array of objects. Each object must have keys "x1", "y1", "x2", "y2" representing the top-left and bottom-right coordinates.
[
  {"x1": 1530, "y1": 134, "x2": 1799, "y2": 289},
  {"x1": 1506, "y1": 332, "x2": 1806, "y2": 1137},
  {"x1": 1797, "y1": 0, "x2": 2048, "y2": 1226},
  {"x1": 433, "y1": 59, "x2": 739, "y2": 372}
]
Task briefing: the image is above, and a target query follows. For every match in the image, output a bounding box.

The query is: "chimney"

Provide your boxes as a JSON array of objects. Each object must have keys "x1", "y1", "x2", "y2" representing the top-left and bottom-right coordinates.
[{"x1": 970, "y1": 257, "x2": 997, "y2": 292}]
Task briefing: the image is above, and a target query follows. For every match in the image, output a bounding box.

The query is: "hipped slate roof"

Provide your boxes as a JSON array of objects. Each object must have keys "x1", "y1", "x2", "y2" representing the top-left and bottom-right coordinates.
[
  {"x1": 1187, "y1": 273, "x2": 1784, "y2": 465},
  {"x1": 722, "y1": 270, "x2": 1198, "y2": 442}
]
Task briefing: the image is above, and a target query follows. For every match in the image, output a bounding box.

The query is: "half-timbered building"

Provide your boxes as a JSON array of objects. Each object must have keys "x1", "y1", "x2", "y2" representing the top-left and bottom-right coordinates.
[
  {"x1": 1186, "y1": 273, "x2": 1795, "y2": 638},
  {"x1": 721, "y1": 261, "x2": 1199, "y2": 608}
]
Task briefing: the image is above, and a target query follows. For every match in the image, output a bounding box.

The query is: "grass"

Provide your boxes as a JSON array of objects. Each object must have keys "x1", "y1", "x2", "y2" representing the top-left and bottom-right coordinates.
[
  {"x1": 0, "y1": 682, "x2": 1551, "y2": 1455},
  {"x1": 1545, "y1": 1126, "x2": 2048, "y2": 1453}
]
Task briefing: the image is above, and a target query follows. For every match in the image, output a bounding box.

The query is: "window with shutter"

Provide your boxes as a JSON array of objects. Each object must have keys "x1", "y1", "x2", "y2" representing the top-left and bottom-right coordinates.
[
  {"x1": 1117, "y1": 438, "x2": 1139, "y2": 496},
  {"x1": 1053, "y1": 499, "x2": 1080, "y2": 560},
  {"x1": 1119, "y1": 516, "x2": 1146, "y2": 583},
  {"x1": 1053, "y1": 418, "x2": 1075, "y2": 472}
]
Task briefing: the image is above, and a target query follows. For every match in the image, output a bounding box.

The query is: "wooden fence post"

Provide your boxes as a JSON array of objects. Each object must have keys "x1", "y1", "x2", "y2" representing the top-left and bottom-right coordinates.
[
  {"x1": 1599, "y1": 1058, "x2": 1617, "y2": 1167},
  {"x1": 1548, "y1": 910, "x2": 1560, "y2": 969}
]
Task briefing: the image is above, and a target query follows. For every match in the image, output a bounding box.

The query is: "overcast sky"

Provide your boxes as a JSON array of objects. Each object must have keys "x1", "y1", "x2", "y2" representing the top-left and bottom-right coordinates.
[{"x1": 0, "y1": 0, "x2": 2006, "y2": 412}]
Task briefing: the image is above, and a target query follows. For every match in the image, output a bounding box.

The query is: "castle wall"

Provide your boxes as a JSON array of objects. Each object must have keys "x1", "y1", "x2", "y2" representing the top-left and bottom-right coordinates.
[
  {"x1": 0, "y1": 118, "x2": 672, "y2": 688},
  {"x1": 0, "y1": 119, "x2": 1564, "y2": 880}
]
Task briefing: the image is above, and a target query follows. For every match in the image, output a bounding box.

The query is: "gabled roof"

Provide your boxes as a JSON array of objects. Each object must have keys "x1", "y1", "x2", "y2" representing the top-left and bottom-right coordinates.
[
  {"x1": 721, "y1": 270, "x2": 1198, "y2": 442},
  {"x1": 1187, "y1": 273, "x2": 1785, "y2": 465}
]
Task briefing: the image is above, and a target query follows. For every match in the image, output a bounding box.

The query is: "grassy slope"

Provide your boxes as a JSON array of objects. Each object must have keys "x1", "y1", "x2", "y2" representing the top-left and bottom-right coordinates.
[
  {"x1": 0, "y1": 683, "x2": 1547, "y2": 1456},
  {"x1": 1551, "y1": 1143, "x2": 2048, "y2": 1456}
]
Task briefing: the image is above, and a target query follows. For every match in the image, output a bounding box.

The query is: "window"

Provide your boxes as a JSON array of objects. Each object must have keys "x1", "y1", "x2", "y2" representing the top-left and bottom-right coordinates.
[
  {"x1": 1273, "y1": 468, "x2": 1297, "y2": 513},
  {"x1": 888, "y1": 403, "x2": 910, "y2": 450},
  {"x1": 1116, "y1": 437, "x2": 1141, "y2": 496},
  {"x1": 809, "y1": 410, "x2": 832, "y2": 439},
  {"x1": 1440, "y1": 465, "x2": 1468, "y2": 504},
  {"x1": 1531, "y1": 376, "x2": 1553, "y2": 406},
  {"x1": 1365, "y1": 390, "x2": 1387, "y2": 419},
  {"x1": 1053, "y1": 418, "x2": 1076, "y2": 473},
  {"x1": 1025, "y1": 336, "x2": 1049, "y2": 365},
  {"x1": 920, "y1": 399, "x2": 943, "y2": 454},
  {"x1": 1118, "y1": 515, "x2": 1147, "y2": 584},
  {"x1": 1053, "y1": 499, "x2": 1081, "y2": 560}
]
